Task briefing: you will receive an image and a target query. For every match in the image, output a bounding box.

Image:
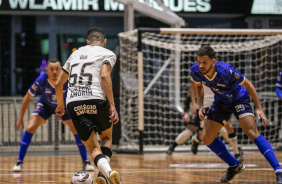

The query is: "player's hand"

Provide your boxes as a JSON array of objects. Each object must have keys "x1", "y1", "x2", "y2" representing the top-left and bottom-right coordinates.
[
  {"x1": 109, "y1": 105, "x2": 119, "y2": 124},
  {"x1": 16, "y1": 119, "x2": 24, "y2": 131},
  {"x1": 198, "y1": 107, "x2": 205, "y2": 121},
  {"x1": 256, "y1": 109, "x2": 269, "y2": 126},
  {"x1": 192, "y1": 103, "x2": 198, "y2": 115},
  {"x1": 183, "y1": 112, "x2": 190, "y2": 123},
  {"x1": 56, "y1": 106, "x2": 65, "y2": 120}
]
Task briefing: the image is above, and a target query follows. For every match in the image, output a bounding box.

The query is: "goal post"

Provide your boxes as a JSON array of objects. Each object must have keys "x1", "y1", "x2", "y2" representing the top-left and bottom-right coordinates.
[{"x1": 118, "y1": 28, "x2": 282, "y2": 153}]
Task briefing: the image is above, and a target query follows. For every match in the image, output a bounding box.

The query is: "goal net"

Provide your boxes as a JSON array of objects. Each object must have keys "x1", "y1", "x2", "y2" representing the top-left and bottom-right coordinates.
[{"x1": 118, "y1": 28, "x2": 282, "y2": 153}]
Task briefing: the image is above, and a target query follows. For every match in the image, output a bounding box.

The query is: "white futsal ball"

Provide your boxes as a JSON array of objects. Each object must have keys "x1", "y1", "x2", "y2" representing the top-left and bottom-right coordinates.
[{"x1": 71, "y1": 171, "x2": 93, "y2": 184}]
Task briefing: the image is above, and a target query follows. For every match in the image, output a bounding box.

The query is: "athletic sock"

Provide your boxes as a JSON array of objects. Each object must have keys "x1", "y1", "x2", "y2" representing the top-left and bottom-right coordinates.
[
  {"x1": 18, "y1": 131, "x2": 33, "y2": 162},
  {"x1": 254, "y1": 135, "x2": 282, "y2": 171},
  {"x1": 208, "y1": 138, "x2": 238, "y2": 166},
  {"x1": 74, "y1": 134, "x2": 88, "y2": 162},
  {"x1": 228, "y1": 133, "x2": 239, "y2": 155},
  {"x1": 175, "y1": 128, "x2": 193, "y2": 144},
  {"x1": 94, "y1": 154, "x2": 112, "y2": 177}
]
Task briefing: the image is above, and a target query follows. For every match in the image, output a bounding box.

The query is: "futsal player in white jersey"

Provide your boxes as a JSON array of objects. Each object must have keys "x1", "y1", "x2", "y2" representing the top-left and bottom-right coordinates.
[{"x1": 55, "y1": 27, "x2": 122, "y2": 184}]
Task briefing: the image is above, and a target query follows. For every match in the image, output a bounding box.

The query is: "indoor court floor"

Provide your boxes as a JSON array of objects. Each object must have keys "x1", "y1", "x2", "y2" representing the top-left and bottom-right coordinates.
[{"x1": 0, "y1": 150, "x2": 281, "y2": 183}]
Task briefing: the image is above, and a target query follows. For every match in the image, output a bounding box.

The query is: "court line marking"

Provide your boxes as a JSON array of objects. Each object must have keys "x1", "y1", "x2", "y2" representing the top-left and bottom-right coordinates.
[{"x1": 0, "y1": 167, "x2": 275, "y2": 176}]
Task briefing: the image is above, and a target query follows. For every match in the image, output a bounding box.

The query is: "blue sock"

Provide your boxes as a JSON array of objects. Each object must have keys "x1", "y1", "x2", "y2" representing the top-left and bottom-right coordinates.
[
  {"x1": 254, "y1": 135, "x2": 282, "y2": 171},
  {"x1": 17, "y1": 131, "x2": 33, "y2": 162},
  {"x1": 74, "y1": 134, "x2": 88, "y2": 162},
  {"x1": 208, "y1": 138, "x2": 238, "y2": 166}
]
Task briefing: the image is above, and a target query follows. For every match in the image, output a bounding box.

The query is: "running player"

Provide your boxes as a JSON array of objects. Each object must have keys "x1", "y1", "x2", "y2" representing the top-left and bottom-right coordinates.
[
  {"x1": 55, "y1": 27, "x2": 122, "y2": 184},
  {"x1": 191, "y1": 84, "x2": 243, "y2": 162},
  {"x1": 167, "y1": 84, "x2": 243, "y2": 163},
  {"x1": 276, "y1": 71, "x2": 282, "y2": 100},
  {"x1": 12, "y1": 58, "x2": 94, "y2": 172},
  {"x1": 190, "y1": 45, "x2": 282, "y2": 183}
]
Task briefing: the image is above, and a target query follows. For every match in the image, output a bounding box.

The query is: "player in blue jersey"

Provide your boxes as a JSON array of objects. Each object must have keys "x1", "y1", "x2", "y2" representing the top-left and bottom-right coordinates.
[
  {"x1": 276, "y1": 71, "x2": 282, "y2": 100},
  {"x1": 190, "y1": 45, "x2": 282, "y2": 183},
  {"x1": 12, "y1": 58, "x2": 94, "y2": 172}
]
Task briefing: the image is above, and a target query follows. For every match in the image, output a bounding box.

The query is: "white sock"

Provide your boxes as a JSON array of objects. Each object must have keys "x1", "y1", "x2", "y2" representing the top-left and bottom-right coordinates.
[
  {"x1": 229, "y1": 136, "x2": 239, "y2": 155},
  {"x1": 175, "y1": 128, "x2": 193, "y2": 145},
  {"x1": 219, "y1": 127, "x2": 230, "y2": 143},
  {"x1": 97, "y1": 157, "x2": 112, "y2": 177},
  {"x1": 105, "y1": 156, "x2": 111, "y2": 163},
  {"x1": 192, "y1": 134, "x2": 200, "y2": 143},
  {"x1": 275, "y1": 169, "x2": 282, "y2": 173}
]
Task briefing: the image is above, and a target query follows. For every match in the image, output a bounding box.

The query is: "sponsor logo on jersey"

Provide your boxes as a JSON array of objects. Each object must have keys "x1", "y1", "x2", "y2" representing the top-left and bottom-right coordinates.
[
  {"x1": 70, "y1": 86, "x2": 93, "y2": 98},
  {"x1": 80, "y1": 55, "x2": 88, "y2": 59},
  {"x1": 234, "y1": 72, "x2": 240, "y2": 79},
  {"x1": 31, "y1": 84, "x2": 37, "y2": 91},
  {"x1": 45, "y1": 88, "x2": 51, "y2": 93},
  {"x1": 216, "y1": 83, "x2": 225, "y2": 87},
  {"x1": 74, "y1": 104, "x2": 97, "y2": 116}
]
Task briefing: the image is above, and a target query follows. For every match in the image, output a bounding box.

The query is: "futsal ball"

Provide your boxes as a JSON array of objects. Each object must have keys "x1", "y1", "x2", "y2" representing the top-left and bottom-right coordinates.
[{"x1": 71, "y1": 171, "x2": 93, "y2": 184}]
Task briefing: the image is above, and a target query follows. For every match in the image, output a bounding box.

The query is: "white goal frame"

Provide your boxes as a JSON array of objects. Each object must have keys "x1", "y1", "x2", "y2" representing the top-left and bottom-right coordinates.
[{"x1": 118, "y1": 28, "x2": 282, "y2": 153}]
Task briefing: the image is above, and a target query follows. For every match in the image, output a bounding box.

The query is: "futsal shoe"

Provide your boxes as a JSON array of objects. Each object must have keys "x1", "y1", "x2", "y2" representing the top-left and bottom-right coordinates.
[
  {"x1": 191, "y1": 139, "x2": 199, "y2": 155},
  {"x1": 276, "y1": 172, "x2": 282, "y2": 184},
  {"x1": 96, "y1": 171, "x2": 109, "y2": 184},
  {"x1": 220, "y1": 162, "x2": 245, "y2": 182},
  {"x1": 234, "y1": 153, "x2": 244, "y2": 162},
  {"x1": 12, "y1": 161, "x2": 23, "y2": 172},
  {"x1": 82, "y1": 161, "x2": 95, "y2": 171},
  {"x1": 166, "y1": 143, "x2": 177, "y2": 155},
  {"x1": 109, "y1": 171, "x2": 122, "y2": 184}
]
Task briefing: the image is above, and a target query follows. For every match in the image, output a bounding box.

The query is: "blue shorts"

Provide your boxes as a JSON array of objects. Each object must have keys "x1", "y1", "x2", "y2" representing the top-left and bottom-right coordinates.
[
  {"x1": 32, "y1": 102, "x2": 71, "y2": 121},
  {"x1": 206, "y1": 92, "x2": 254, "y2": 125}
]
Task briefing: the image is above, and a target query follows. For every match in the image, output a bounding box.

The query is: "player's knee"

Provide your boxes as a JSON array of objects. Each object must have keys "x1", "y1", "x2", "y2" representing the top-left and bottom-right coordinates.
[
  {"x1": 201, "y1": 134, "x2": 210, "y2": 145},
  {"x1": 244, "y1": 128, "x2": 259, "y2": 141}
]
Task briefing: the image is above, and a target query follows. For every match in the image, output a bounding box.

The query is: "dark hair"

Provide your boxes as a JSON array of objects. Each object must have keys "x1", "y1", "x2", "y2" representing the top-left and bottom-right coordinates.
[
  {"x1": 197, "y1": 45, "x2": 215, "y2": 58},
  {"x1": 47, "y1": 58, "x2": 60, "y2": 65},
  {"x1": 87, "y1": 27, "x2": 105, "y2": 43}
]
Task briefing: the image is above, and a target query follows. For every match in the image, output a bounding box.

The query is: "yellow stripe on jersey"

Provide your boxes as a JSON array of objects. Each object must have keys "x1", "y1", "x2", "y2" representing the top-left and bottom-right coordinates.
[{"x1": 102, "y1": 60, "x2": 112, "y2": 68}]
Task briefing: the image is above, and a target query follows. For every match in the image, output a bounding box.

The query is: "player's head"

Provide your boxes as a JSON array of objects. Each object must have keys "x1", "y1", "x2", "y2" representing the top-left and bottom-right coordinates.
[
  {"x1": 86, "y1": 27, "x2": 106, "y2": 46},
  {"x1": 196, "y1": 44, "x2": 216, "y2": 75},
  {"x1": 46, "y1": 58, "x2": 61, "y2": 81}
]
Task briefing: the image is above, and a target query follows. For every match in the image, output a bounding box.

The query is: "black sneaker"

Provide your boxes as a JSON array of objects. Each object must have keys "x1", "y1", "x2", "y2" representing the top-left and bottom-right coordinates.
[
  {"x1": 96, "y1": 171, "x2": 109, "y2": 184},
  {"x1": 234, "y1": 153, "x2": 244, "y2": 162},
  {"x1": 238, "y1": 147, "x2": 244, "y2": 156},
  {"x1": 277, "y1": 172, "x2": 282, "y2": 184},
  {"x1": 220, "y1": 162, "x2": 245, "y2": 182},
  {"x1": 167, "y1": 142, "x2": 177, "y2": 155},
  {"x1": 191, "y1": 139, "x2": 199, "y2": 155}
]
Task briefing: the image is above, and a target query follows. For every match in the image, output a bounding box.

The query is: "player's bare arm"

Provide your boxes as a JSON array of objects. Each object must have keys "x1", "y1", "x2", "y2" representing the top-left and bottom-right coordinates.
[
  {"x1": 193, "y1": 82, "x2": 205, "y2": 120},
  {"x1": 16, "y1": 91, "x2": 33, "y2": 131},
  {"x1": 100, "y1": 62, "x2": 119, "y2": 124},
  {"x1": 240, "y1": 78, "x2": 269, "y2": 126},
  {"x1": 190, "y1": 82, "x2": 198, "y2": 115},
  {"x1": 55, "y1": 70, "x2": 69, "y2": 120}
]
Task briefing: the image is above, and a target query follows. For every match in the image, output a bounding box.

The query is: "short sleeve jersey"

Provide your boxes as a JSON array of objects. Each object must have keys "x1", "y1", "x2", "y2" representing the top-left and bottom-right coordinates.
[
  {"x1": 63, "y1": 45, "x2": 116, "y2": 105},
  {"x1": 276, "y1": 71, "x2": 282, "y2": 88},
  {"x1": 190, "y1": 61, "x2": 248, "y2": 105},
  {"x1": 29, "y1": 73, "x2": 68, "y2": 108}
]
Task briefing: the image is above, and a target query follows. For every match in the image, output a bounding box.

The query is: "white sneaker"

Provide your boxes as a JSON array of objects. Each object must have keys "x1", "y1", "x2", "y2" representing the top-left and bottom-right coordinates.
[
  {"x1": 82, "y1": 161, "x2": 95, "y2": 171},
  {"x1": 109, "y1": 171, "x2": 121, "y2": 184},
  {"x1": 12, "y1": 162, "x2": 23, "y2": 172}
]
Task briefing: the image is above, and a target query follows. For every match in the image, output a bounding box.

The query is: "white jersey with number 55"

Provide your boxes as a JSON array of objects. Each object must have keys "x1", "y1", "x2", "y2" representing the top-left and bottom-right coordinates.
[{"x1": 62, "y1": 45, "x2": 116, "y2": 105}]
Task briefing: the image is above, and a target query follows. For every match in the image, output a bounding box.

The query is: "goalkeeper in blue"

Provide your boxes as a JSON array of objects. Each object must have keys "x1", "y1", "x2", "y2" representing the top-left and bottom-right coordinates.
[
  {"x1": 189, "y1": 45, "x2": 282, "y2": 183},
  {"x1": 12, "y1": 58, "x2": 94, "y2": 172},
  {"x1": 276, "y1": 71, "x2": 282, "y2": 100}
]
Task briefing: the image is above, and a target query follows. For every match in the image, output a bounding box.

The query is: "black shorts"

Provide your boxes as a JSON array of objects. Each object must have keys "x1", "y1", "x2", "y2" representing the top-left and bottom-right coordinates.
[
  {"x1": 187, "y1": 107, "x2": 209, "y2": 130},
  {"x1": 67, "y1": 99, "x2": 112, "y2": 141}
]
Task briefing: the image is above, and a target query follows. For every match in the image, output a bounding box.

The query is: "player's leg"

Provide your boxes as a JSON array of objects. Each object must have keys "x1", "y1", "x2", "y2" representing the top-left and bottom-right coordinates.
[
  {"x1": 191, "y1": 117, "x2": 203, "y2": 155},
  {"x1": 224, "y1": 118, "x2": 243, "y2": 162},
  {"x1": 167, "y1": 123, "x2": 195, "y2": 155},
  {"x1": 13, "y1": 115, "x2": 46, "y2": 172},
  {"x1": 63, "y1": 119, "x2": 94, "y2": 171},
  {"x1": 238, "y1": 115, "x2": 282, "y2": 182}
]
